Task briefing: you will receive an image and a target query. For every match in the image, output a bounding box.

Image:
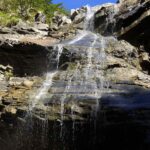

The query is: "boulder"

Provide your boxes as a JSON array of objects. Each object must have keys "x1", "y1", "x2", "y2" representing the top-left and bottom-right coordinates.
[
  {"x1": 5, "y1": 106, "x2": 17, "y2": 115},
  {"x1": 9, "y1": 77, "x2": 25, "y2": 86},
  {"x1": 0, "y1": 80, "x2": 8, "y2": 92},
  {"x1": 61, "y1": 16, "x2": 72, "y2": 25},
  {"x1": 35, "y1": 12, "x2": 46, "y2": 23},
  {"x1": 23, "y1": 80, "x2": 34, "y2": 88},
  {"x1": 71, "y1": 9, "x2": 79, "y2": 20}
]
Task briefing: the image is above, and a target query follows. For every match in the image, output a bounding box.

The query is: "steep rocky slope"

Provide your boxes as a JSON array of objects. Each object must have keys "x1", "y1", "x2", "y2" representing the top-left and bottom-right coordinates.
[{"x1": 0, "y1": 0, "x2": 150, "y2": 124}]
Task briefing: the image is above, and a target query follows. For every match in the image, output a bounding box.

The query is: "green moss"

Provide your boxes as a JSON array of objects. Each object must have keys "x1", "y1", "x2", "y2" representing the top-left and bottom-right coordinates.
[
  {"x1": 4, "y1": 69, "x2": 13, "y2": 80},
  {"x1": 0, "y1": 12, "x2": 19, "y2": 27}
]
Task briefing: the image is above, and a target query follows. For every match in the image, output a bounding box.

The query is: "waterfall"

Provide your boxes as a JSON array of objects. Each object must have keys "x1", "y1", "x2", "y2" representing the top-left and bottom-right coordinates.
[
  {"x1": 68, "y1": 31, "x2": 88, "y2": 45},
  {"x1": 54, "y1": 44, "x2": 63, "y2": 69},
  {"x1": 68, "y1": 5, "x2": 95, "y2": 45},
  {"x1": 29, "y1": 5, "x2": 107, "y2": 127},
  {"x1": 84, "y1": 5, "x2": 95, "y2": 31},
  {"x1": 105, "y1": 4, "x2": 119, "y2": 34},
  {"x1": 29, "y1": 71, "x2": 57, "y2": 111},
  {"x1": 59, "y1": 5, "x2": 107, "y2": 123},
  {"x1": 29, "y1": 44, "x2": 63, "y2": 112}
]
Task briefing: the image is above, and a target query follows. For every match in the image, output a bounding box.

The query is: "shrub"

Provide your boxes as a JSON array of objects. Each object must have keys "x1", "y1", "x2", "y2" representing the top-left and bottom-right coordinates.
[{"x1": 0, "y1": 0, "x2": 68, "y2": 26}]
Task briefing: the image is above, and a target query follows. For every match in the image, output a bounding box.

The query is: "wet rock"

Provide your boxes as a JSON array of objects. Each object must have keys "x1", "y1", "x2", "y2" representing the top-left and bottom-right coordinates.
[
  {"x1": 140, "y1": 52, "x2": 149, "y2": 62},
  {"x1": 73, "y1": 13, "x2": 85, "y2": 24},
  {"x1": 5, "y1": 106, "x2": 17, "y2": 115},
  {"x1": 94, "y1": 0, "x2": 150, "y2": 52},
  {"x1": 106, "y1": 68, "x2": 139, "y2": 81},
  {"x1": 34, "y1": 23, "x2": 49, "y2": 31},
  {"x1": 2, "y1": 97, "x2": 13, "y2": 105},
  {"x1": 70, "y1": 103, "x2": 85, "y2": 114},
  {"x1": 0, "y1": 80, "x2": 8, "y2": 92},
  {"x1": 61, "y1": 16, "x2": 72, "y2": 25},
  {"x1": 35, "y1": 12, "x2": 46, "y2": 23},
  {"x1": 71, "y1": 9, "x2": 79, "y2": 20},
  {"x1": 139, "y1": 52, "x2": 150, "y2": 74},
  {"x1": 9, "y1": 77, "x2": 25, "y2": 86},
  {"x1": 0, "y1": 104, "x2": 5, "y2": 111},
  {"x1": 16, "y1": 106, "x2": 28, "y2": 117},
  {"x1": 0, "y1": 73, "x2": 5, "y2": 80},
  {"x1": 94, "y1": 3, "x2": 119, "y2": 35},
  {"x1": 0, "y1": 65, "x2": 13, "y2": 81},
  {"x1": 71, "y1": 7, "x2": 86, "y2": 24},
  {"x1": 23, "y1": 80, "x2": 34, "y2": 88},
  {"x1": 136, "y1": 73, "x2": 150, "y2": 88}
]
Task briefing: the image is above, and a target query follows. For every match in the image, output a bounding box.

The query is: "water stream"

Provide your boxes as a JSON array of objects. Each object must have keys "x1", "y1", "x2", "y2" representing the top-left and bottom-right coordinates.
[
  {"x1": 29, "y1": 44, "x2": 63, "y2": 112},
  {"x1": 25, "y1": 5, "x2": 109, "y2": 146}
]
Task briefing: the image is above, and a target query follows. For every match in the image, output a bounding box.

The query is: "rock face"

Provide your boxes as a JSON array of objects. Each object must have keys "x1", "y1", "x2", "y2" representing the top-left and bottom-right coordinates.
[
  {"x1": 0, "y1": 0, "x2": 150, "y2": 125},
  {"x1": 94, "y1": 0, "x2": 150, "y2": 49},
  {"x1": 0, "y1": 40, "x2": 49, "y2": 76},
  {"x1": 116, "y1": 1, "x2": 150, "y2": 46},
  {"x1": 94, "y1": 0, "x2": 150, "y2": 74},
  {"x1": 0, "y1": 22, "x2": 59, "y2": 76}
]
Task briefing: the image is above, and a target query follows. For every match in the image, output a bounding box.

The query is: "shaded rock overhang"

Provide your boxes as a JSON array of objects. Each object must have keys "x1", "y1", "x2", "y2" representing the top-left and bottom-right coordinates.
[
  {"x1": 117, "y1": 1, "x2": 150, "y2": 49},
  {"x1": 0, "y1": 41, "x2": 49, "y2": 76}
]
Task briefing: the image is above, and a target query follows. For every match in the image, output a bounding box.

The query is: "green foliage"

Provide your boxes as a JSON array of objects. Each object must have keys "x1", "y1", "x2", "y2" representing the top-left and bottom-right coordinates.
[
  {"x1": 0, "y1": 12, "x2": 20, "y2": 27},
  {"x1": 0, "y1": 0, "x2": 68, "y2": 26}
]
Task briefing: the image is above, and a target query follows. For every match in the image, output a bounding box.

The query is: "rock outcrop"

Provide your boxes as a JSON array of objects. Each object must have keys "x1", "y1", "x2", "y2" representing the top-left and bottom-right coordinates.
[
  {"x1": 95, "y1": 0, "x2": 150, "y2": 48},
  {"x1": 0, "y1": 21, "x2": 60, "y2": 76}
]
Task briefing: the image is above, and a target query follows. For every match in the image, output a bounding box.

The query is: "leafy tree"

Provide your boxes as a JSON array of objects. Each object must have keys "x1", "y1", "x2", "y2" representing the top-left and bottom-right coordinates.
[{"x1": 0, "y1": 0, "x2": 67, "y2": 26}]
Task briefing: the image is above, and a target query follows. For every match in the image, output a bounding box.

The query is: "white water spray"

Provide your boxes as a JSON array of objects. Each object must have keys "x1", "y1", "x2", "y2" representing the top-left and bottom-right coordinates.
[
  {"x1": 54, "y1": 44, "x2": 63, "y2": 69},
  {"x1": 30, "y1": 5, "x2": 107, "y2": 124},
  {"x1": 29, "y1": 44, "x2": 63, "y2": 111},
  {"x1": 84, "y1": 5, "x2": 95, "y2": 31},
  {"x1": 29, "y1": 71, "x2": 57, "y2": 111}
]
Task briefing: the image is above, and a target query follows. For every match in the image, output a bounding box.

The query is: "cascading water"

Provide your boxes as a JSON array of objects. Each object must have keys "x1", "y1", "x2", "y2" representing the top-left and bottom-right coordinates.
[
  {"x1": 27, "y1": 4, "x2": 108, "y2": 147},
  {"x1": 29, "y1": 44, "x2": 63, "y2": 112},
  {"x1": 84, "y1": 6, "x2": 107, "y2": 111},
  {"x1": 84, "y1": 5, "x2": 95, "y2": 31},
  {"x1": 55, "y1": 44, "x2": 63, "y2": 69},
  {"x1": 55, "y1": 6, "x2": 108, "y2": 139},
  {"x1": 105, "y1": 4, "x2": 119, "y2": 34},
  {"x1": 29, "y1": 71, "x2": 57, "y2": 111},
  {"x1": 58, "y1": 5, "x2": 107, "y2": 124}
]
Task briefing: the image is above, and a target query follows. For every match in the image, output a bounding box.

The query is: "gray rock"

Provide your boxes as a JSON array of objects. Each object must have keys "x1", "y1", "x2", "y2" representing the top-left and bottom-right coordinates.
[
  {"x1": 9, "y1": 77, "x2": 25, "y2": 86},
  {"x1": 0, "y1": 80, "x2": 8, "y2": 92}
]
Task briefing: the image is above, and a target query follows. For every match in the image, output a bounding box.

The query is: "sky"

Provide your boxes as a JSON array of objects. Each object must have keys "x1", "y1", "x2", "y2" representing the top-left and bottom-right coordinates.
[{"x1": 53, "y1": 0, "x2": 117, "y2": 10}]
